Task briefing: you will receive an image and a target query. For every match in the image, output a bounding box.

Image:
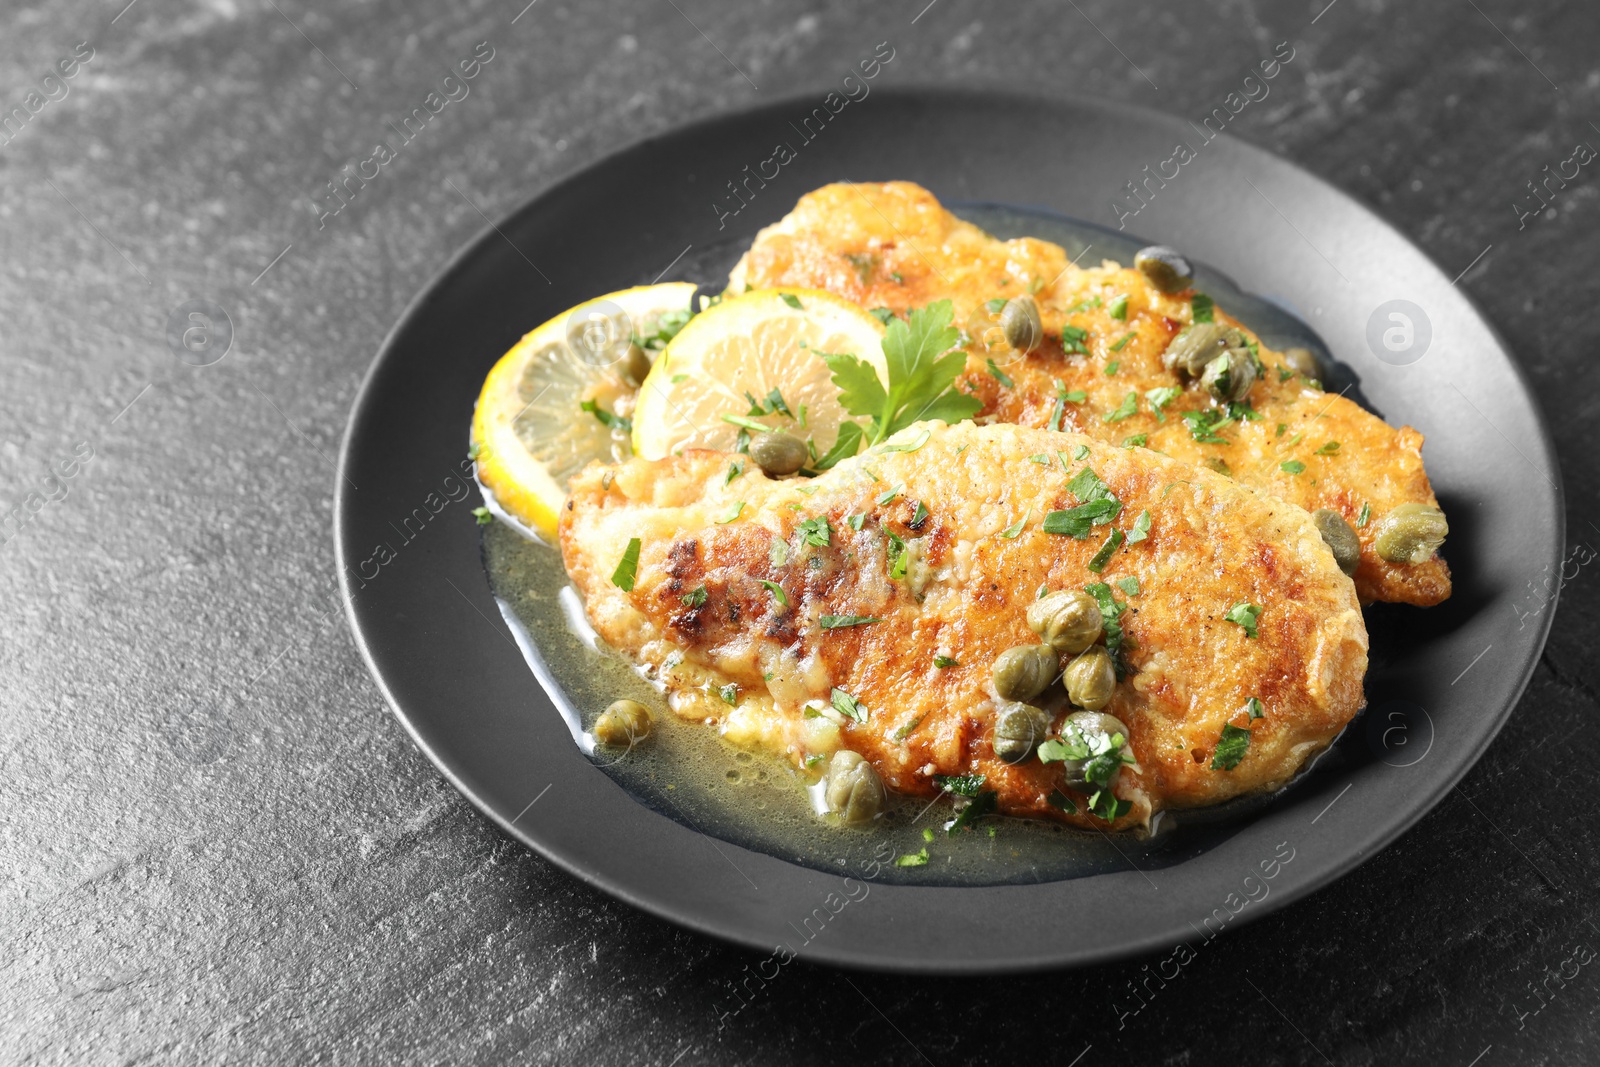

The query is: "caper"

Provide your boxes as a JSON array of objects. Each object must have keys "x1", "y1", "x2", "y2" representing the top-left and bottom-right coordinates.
[
  {"x1": 1058, "y1": 710, "x2": 1132, "y2": 791},
  {"x1": 1026, "y1": 590, "x2": 1103, "y2": 655},
  {"x1": 1281, "y1": 346, "x2": 1322, "y2": 381},
  {"x1": 825, "y1": 750, "x2": 886, "y2": 825},
  {"x1": 1063, "y1": 646, "x2": 1116, "y2": 710},
  {"x1": 1162, "y1": 321, "x2": 1229, "y2": 377},
  {"x1": 992, "y1": 701, "x2": 1050, "y2": 764},
  {"x1": 622, "y1": 343, "x2": 653, "y2": 386},
  {"x1": 748, "y1": 432, "x2": 808, "y2": 476},
  {"x1": 1312, "y1": 508, "x2": 1361, "y2": 576},
  {"x1": 992, "y1": 643, "x2": 1059, "y2": 702},
  {"x1": 999, "y1": 294, "x2": 1043, "y2": 353},
  {"x1": 1134, "y1": 245, "x2": 1194, "y2": 293},
  {"x1": 593, "y1": 699, "x2": 652, "y2": 747},
  {"x1": 1199, "y1": 348, "x2": 1257, "y2": 403},
  {"x1": 1372, "y1": 503, "x2": 1448, "y2": 564}
]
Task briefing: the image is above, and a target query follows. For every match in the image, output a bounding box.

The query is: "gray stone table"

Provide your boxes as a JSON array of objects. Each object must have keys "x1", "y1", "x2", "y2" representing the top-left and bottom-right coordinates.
[{"x1": 3, "y1": 0, "x2": 1597, "y2": 1062}]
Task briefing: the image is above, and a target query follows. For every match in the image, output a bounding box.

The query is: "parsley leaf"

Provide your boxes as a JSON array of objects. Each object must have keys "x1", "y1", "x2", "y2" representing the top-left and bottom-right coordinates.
[
  {"x1": 1072, "y1": 444, "x2": 1091, "y2": 461},
  {"x1": 1105, "y1": 360, "x2": 1121, "y2": 376},
  {"x1": 611, "y1": 538, "x2": 641, "y2": 591},
  {"x1": 985, "y1": 358, "x2": 1015, "y2": 388},
  {"x1": 719, "y1": 683, "x2": 739, "y2": 706},
  {"x1": 1314, "y1": 440, "x2": 1341, "y2": 456},
  {"x1": 769, "y1": 539, "x2": 789, "y2": 567},
  {"x1": 831, "y1": 687, "x2": 867, "y2": 723},
  {"x1": 715, "y1": 501, "x2": 745, "y2": 524},
  {"x1": 1127, "y1": 509, "x2": 1151, "y2": 544},
  {"x1": 820, "y1": 614, "x2": 881, "y2": 629},
  {"x1": 1043, "y1": 500, "x2": 1121, "y2": 538},
  {"x1": 1060, "y1": 324, "x2": 1090, "y2": 355},
  {"x1": 911, "y1": 501, "x2": 929, "y2": 527},
  {"x1": 1123, "y1": 434, "x2": 1148, "y2": 448},
  {"x1": 822, "y1": 300, "x2": 981, "y2": 445},
  {"x1": 472, "y1": 506, "x2": 493, "y2": 526},
  {"x1": 1107, "y1": 295, "x2": 1129, "y2": 321},
  {"x1": 780, "y1": 293, "x2": 803, "y2": 309},
  {"x1": 1084, "y1": 581, "x2": 1129, "y2": 664},
  {"x1": 1000, "y1": 508, "x2": 1029, "y2": 539},
  {"x1": 947, "y1": 790, "x2": 997, "y2": 834},
  {"x1": 1211, "y1": 724, "x2": 1251, "y2": 770},
  {"x1": 1224, "y1": 601, "x2": 1262, "y2": 638},
  {"x1": 876, "y1": 485, "x2": 901, "y2": 505},
  {"x1": 724, "y1": 459, "x2": 744, "y2": 485},
  {"x1": 846, "y1": 513, "x2": 866, "y2": 531},
  {"x1": 1116, "y1": 576, "x2": 1140, "y2": 596},
  {"x1": 1103, "y1": 391, "x2": 1138, "y2": 423},
  {"x1": 935, "y1": 773, "x2": 986, "y2": 797},
  {"x1": 1182, "y1": 408, "x2": 1229, "y2": 444},
  {"x1": 1192, "y1": 293, "x2": 1214, "y2": 323},
  {"x1": 680, "y1": 585, "x2": 707, "y2": 607},
  {"x1": 933, "y1": 654, "x2": 959, "y2": 668},
  {"x1": 896, "y1": 848, "x2": 930, "y2": 867},
  {"x1": 812, "y1": 421, "x2": 863, "y2": 470},
  {"x1": 868, "y1": 307, "x2": 895, "y2": 326},
  {"x1": 1357, "y1": 502, "x2": 1371, "y2": 528},
  {"x1": 1110, "y1": 332, "x2": 1136, "y2": 352},
  {"x1": 581, "y1": 399, "x2": 631, "y2": 433},
  {"x1": 1280, "y1": 459, "x2": 1306, "y2": 475},
  {"x1": 1061, "y1": 389, "x2": 1088, "y2": 404},
  {"x1": 760, "y1": 579, "x2": 789, "y2": 607},
  {"x1": 1245, "y1": 696, "x2": 1265, "y2": 719},
  {"x1": 797, "y1": 516, "x2": 832, "y2": 547},
  {"x1": 1087, "y1": 528, "x2": 1125, "y2": 572}
]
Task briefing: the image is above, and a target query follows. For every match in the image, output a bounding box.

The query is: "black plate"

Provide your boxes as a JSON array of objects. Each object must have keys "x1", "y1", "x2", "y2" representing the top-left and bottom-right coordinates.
[{"x1": 335, "y1": 88, "x2": 1561, "y2": 972}]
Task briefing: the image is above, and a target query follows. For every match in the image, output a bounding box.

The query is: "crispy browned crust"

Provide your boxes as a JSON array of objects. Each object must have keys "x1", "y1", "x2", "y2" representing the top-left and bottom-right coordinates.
[
  {"x1": 560, "y1": 422, "x2": 1368, "y2": 831},
  {"x1": 729, "y1": 181, "x2": 1451, "y2": 607}
]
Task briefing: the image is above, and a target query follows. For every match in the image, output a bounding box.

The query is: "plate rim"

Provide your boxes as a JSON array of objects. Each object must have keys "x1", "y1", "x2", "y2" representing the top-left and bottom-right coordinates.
[{"x1": 334, "y1": 83, "x2": 1563, "y2": 973}]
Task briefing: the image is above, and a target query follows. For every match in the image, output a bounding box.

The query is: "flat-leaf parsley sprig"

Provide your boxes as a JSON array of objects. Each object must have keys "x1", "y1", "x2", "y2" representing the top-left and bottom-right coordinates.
[{"x1": 821, "y1": 300, "x2": 982, "y2": 447}]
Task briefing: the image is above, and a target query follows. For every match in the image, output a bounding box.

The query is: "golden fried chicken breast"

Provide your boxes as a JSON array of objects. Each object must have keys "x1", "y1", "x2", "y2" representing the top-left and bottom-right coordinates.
[
  {"x1": 560, "y1": 421, "x2": 1367, "y2": 831},
  {"x1": 729, "y1": 181, "x2": 1450, "y2": 607}
]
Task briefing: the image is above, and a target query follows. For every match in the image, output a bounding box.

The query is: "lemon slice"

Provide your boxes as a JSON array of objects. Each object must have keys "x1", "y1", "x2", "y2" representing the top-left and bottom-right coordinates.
[
  {"x1": 632, "y1": 288, "x2": 888, "y2": 461},
  {"x1": 472, "y1": 282, "x2": 698, "y2": 539}
]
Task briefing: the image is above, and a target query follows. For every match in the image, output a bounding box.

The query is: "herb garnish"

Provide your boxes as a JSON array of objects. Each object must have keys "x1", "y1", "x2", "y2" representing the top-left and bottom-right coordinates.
[
  {"x1": 780, "y1": 293, "x2": 803, "y2": 309},
  {"x1": 760, "y1": 580, "x2": 789, "y2": 607},
  {"x1": 1060, "y1": 325, "x2": 1091, "y2": 355},
  {"x1": 1211, "y1": 724, "x2": 1251, "y2": 770},
  {"x1": 680, "y1": 585, "x2": 707, "y2": 607},
  {"x1": 1087, "y1": 528, "x2": 1125, "y2": 572},
  {"x1": 1103, "y1": 391, "x2": 1138, "y2": 423},
  {"x1": 715, "y1": 501, "x2": 745, "y2": 524},
  {"x1": 1182, "y1": 408, "x2": 1230, "y2": 444},
  {"x1": 1072, "y1": 444, "x2": 1090, "y2": 461},
  {"x1": 1123, "y1": 433, "x2": 1148, "y2": 448},
  {"x1": 1127, "y1": 509, "x2": 1151, "y2": 544},
  {"x1": 867, "y1": 307, "x2": 895, "y2": 326},
  {"x1": 719, "y1": 683, "x2": 739, "y2": 706},
  {"x1": 797, "y1": 515, "x2": 832, "y2": 547},
  {"x1": 1224, "y1": 601, "x2": 1262, "y2": 638},
  {"x1": 1280, "y1": 459, "x2": 1306, "y2": 475},
  {"x1": 1084, "y1": 581, "x2": 1129, "y2": 666},
  {"x1": 896, "y1": 848, "x2": 930, "y2": 867},
  {"x1": 1116, "y1": 576, "x2": 1140, "y2": 596},
  {"x1": 911, "y1": 501, "x2": 929, "y2": 527},
  {"x1": 934, "y1": 773, "x2": 986, "y2": 797},
  {"x1": 1314, "y1": 441, "x2": 1341, "y2": 456},
  {"x1": 611, "y1": 538, "x2": 641, "y2": 591},
  {"x1": 769, "y1": 539, "x2": 789, "y2": 566},
  {"x1": 724, "y1": 459, "x2": 744, "y2": 485},
  {"x1": 580, "y1": 399, "x2": 631, "y2": 433},
  {"x1": 879, "y1": 427, "x2": 932, "y2": 454},
  {"x1": 812, "y1": 422, "x2": 863, "y2": 470},
  {"x1": 985, "y1": 358, "x2": 1015, "y2": 387},
  {"x1": 1357, "y1": 502, "x2": 1371, "y2": 528},
  {"x1": 947, "y1": 791, "x2": 998, "y2": 834},
  {"x1": 1038, "y1": 718, "x2": 1135, "y2": 821},
  {"x1": 472, "y1": 506, "x2": 493, "y2": 526},
  {"x1": 846, "y1": 513, "x2": 866, "y2": 531},
  {"x1": 1108, "y1": 295, "x2": 1129, "y2": 321},
  {"x1": 1191, "y1": 293, "x2": 1215, "y2": 323},
  {"x1": 831, "y1": 687, "x2": 867, "y2": 723},
  {"x1": 1110, "y1": 332, "x2": 1136, "y2": 352},
  {"x1": 820, "y1": 614, "x2": 881, "y2": 629},
  {"x1": 1000, "y1": 508, "x2": 1030, "y2": 539},
  {"x1": 822, "y1": 300, "x2": 981, "y2": 446},
  {"x1": 933, "y1": 654, "x2": 959, "y2": 668},
  {"x1": 1245, "y1": 697, "x2": 1265, "y2": 719},
  {"x1": 1105, "y1": 360, "x2": 1121, "y2": 376}
]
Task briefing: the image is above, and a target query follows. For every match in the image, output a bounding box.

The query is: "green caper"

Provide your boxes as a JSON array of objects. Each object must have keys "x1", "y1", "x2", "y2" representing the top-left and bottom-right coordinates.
[
  {"x1": 622, "y1": 343, "x2": 653, "y2": 386},
  {"x1": 1162, "y1": 321, "x2": 1228, "y2": 377},
  {"x1": 1058, "y1": 710, "x2": 1132, "y2": 791},
  {"x1": 1063, "y1": 646, "x2": 1116, "y2": 710},
  {"x1": 1281, "y1": 346, "x2": 1322, "y2": 381},
  {"x1": 1312, "y1": 508, "x2": 1361, "y2": 576},
  {"x1": 593, "y1": 699, "x2": 652, "y2": 746},
  {"x1": 992, "y1": 701, "x2": 1050, "y2": 764},
  {"x1": 999, "y1": 295, "x2": 1043, "y2": 353},
  {"x1": 825, "y1": 750, "x2": 886, "y2": 825},
  {"x1": 1134, "y1": 245, "x2": 1194, "y2": 293},
  {"x1": 748, "y1": 432, "x2": 808, "y2": 476},
  {"x1": 993, "y1": 643, "x2": 1059, "y2": 702},
  {"x1": 1199, "y1": 348, "x2": 1257, "y2": 403},
  {"x1": 1026, "y1": 590, "x2": 1103, "y2": 655},
  {"x1": 1373, "y1": 503, "x2": 1448, "y2": 564}
]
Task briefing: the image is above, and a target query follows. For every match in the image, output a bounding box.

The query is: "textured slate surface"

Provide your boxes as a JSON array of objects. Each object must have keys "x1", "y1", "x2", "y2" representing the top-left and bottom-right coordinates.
[{"x1": 2, "y1": 0, "x2": 1597, "y2": 1062}]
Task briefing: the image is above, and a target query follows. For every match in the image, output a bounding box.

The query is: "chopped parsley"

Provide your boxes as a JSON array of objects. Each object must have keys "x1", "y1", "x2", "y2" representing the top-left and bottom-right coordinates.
[
  {"x1": 715, "y1": 501, "x2": 745, "y2": 524},
  {"x1": 879, "y1": 427, "x2": 932, "y2": 453},
  {"x1": 1084, "y1": 581, "x2": 1129, "y2": 666},
  {"x1": 1102, "y1": 391, "x2": 1138, "y2": 423},
  {"x1": 719, "y1": 683, "x2": 739, "y2": 706},
  {"x1": 1027, "y1": 453, "x2": 1051, "y2": 466},
  {"x1": 1105, "y1": 360, "x2": 1121, "y2": 376},
  {"x1": 720, "y1": 413, "x2": 770, "y2": 434},
  {"x1": 1182, "y1": 408, "x2": 1230, "y2": 444},
  {"x1": 1060, "y1": 389, "x2": 1088, "y2": 404},
  {"x1": 1211, "y1": 724, "x2": 1252, "y2": 770},
  {"x1": 812, "y1": 422, "x2": 863, "y2": 470},
  {"x1": 846, "y1": 513, "x2": 866, "y2": 531},
  {"x1": 467, "y1": 442, "x2": 486, "y2": 460},
  {"x1": 611, "y1": 538, "x2": 641, "y2": 591},
  {"x1": 797, "y1": 515, "x2": 832, "y2": 546},
  {"x1": 843, "y1": 252, "x2": 875, "y2": 284},
  {"x1": 1280, "y1": 459, "x2": 1306, "y2": 475},
  {"x1": 1224, "y1": 601, "x2": 1262, "y2": 638},
  {"x1": 868, "y1": 307, "x2": 895, "y2": 326},
  {"x1": 1245, "y1": 696, "x2": 1265, "y2": 720},
  {"x1": 724, "y1": 459, "x2": 744, "y2": 485},
  {"x1": 947, "y1": 790, "x2": 998, "y2": 834},
  {"x1": 760, "y1": 580, "x2": 789, "y2": 607},
  {"x1": 1314, "y1": 440, "x2": 1341, "y2": 456},
  {"x1": 471, "y1": 506, "x2": 493, "y2": 526},
  {"x1": 896, "y1": 848, "x2": 929, "y2": 867},
  {"x1": 769, "y1": 539, "x2": 789, "y2": 566},
  {"x1": 831, "y1": 687, "x2": 867, "y2": 723},
  {"x1": 1060, "y1": 325, "x2": 1090, "y2": 355},
  {"x1": 805, "y1": 753, "x2": 825, "y2": 767},
  {"x1": 1048, "y1": 790, "x2": 1078, "y2": 814},
  {"x1": 1038, "y1": 718, "x2": 1135, "y2": 821},
  {"x1": 780, "y1": 293, "x2": 803, "y2": 309},
  {"x1": 911, "y1": 501, "x2": 929, "y2": 527},
  {"x1": 671, "y1": 373, "x2": 689, "y2": 384},
  {"x1": 744, "y1": 387, "x2": 793, "y2": 419},
  {"x1": 985, "y1": 359, "x2": 1015, "y2": 387},
  {"x1": 680, "y1": 585, "x2": 707, "y2": 607},
  {"x1": 876, "y1": 485, "x2": 901, "y2": 506},
  {"x1": 1275, "y1": 422, "x2": 1287, "y2": 437},
  {"x1": 933, "y1": 654, "x2": 959, "y2": 668},
  {"x1": 1127, "y1": 509, "x2": 1151, "y2": 544},
  {"x1": 1072, "y1": 444, "x2": 1091, "y2": 461},
  {"x1": 1357, "y1": 502, "x2": 1371, "y2": 528},
  {"x1": 1044, "y1": 500, "x2": 1122, "y2": 538},
  {"x1": 1206, "y1": 457, "x2": 1233, "y2": 477},
  {"x1": 1091, "y1": 790, "x2": 1132, "y2": 821},
  {"x1": 934, "y1": 773, "x2": 986, "y2": 797},
  {"x1": 1087, "y1": 528, "x2": 1125, "y2": 572},
  {"x1": 822, "y1": 300, "x2": 981, "y2": 446},
  {"x1": 1191, "y1": 293, "x2": 1215, "y2": 323},
  {"x1": 580, "y1": 399, "x2": 631, "y2": 433},
  {"x1": 1116, "y1": 576, "x2": 1141, "y2": 596},
  {"x1": 984, "y1": 297, "x2": 1007, "y2": 313},
  {"x1": 1109, "y1": 332, "x2": 1136, "y2": 352},
  {"x1": 1123, "y1": 433, "x2": 1148, "y2": 448},
  {"x1": 1278, "y1": 365, "x2": 1295, "y2": 382},
  {"x1": 1000, "y1": 508, "x2": 1030, "y2": 539},
  {"x1": 820, "y1": 614, "x2": 881, "y2": 629},
  {"x1": 1107, "y1": 294, "x2": 1129, "y2": 321}
]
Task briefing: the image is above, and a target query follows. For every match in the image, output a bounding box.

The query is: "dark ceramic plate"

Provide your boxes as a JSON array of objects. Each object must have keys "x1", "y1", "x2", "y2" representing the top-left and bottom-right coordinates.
[{"x1": 335, "y1": 88, "x2": 1561, "y2": 973}]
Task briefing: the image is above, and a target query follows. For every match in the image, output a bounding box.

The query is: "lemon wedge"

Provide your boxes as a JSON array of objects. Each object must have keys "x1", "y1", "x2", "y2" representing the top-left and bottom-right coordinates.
[
  {"x1": 472, "y1": 282, "x2": 698, "y2": 539},
  {"x1": 632, "y1": 288, "x2": 887, "y2": 461}
]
